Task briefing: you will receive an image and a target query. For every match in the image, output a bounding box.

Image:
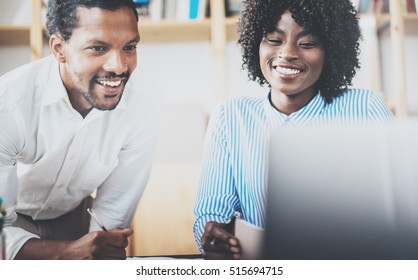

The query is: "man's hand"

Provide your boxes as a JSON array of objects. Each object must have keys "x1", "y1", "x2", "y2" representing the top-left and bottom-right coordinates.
[
  {"x1": 15, "y1": 228, "x2": 133, "y2": 259},
  {"x1": 67, "y1": 228, "x2": 133, "y2": 259},
  {"x1": 201, "y1": 221, "x2": 241, "y2": 260}
]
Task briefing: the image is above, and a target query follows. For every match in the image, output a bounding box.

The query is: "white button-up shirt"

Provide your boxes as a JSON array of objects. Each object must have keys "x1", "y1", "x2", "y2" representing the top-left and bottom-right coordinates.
[{"x1": 0, "y1": 55, "x2": 162, "y2": 259}]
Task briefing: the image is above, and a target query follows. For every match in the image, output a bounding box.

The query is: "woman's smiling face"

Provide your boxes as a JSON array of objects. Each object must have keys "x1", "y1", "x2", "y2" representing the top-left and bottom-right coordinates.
[{"x1": 259, "y1": 9, "x2": 325, "y2": 113}]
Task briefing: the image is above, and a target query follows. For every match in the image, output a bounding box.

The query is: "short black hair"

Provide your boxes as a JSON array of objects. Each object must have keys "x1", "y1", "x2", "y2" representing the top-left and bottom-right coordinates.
[
  {"x1": 238, "y1": 0, "x2": 361, "y2": 102},
  {"x1": 46, "y1": 0, "x2": 139, "y2": 41}
]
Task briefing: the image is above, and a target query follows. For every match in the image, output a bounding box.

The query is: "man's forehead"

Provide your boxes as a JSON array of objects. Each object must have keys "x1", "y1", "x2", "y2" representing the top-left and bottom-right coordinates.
[{"x1": 73, "y1": 6, "x2": 139, "y2": 32}]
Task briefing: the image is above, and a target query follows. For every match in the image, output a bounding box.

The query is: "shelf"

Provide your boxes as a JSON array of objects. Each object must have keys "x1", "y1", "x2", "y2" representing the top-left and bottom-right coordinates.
[
  {"x1": 138, "y1": 15, "x2": 240, "y2": 43},
  {"x1": 226, "y1": 15, "x2": 239, "y2": 41},
  {"x1": 138, "y1": 19, "x2": 211, "y2": 43},
  {"x1": 226, "y1": 13, "x2": 417, "y2": 41},
  {"x1": 0, "y1": 25, "x2": 30, "y2": 45},
  {"x1": 404, "y1": 14, "x2": 418, "y2": 34},
  {"x1": 376, "y1": 13, "x2": 418, "y2": 36},
  {"x1": 3, "y1": 14, "x2": 411, "y2": 46}
]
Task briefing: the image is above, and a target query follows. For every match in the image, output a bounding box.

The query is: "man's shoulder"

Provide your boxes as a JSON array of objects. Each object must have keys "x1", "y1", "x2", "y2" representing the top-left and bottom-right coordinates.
[{"x1": 0, "y1": 56, "x2": 53, "y2": 90}]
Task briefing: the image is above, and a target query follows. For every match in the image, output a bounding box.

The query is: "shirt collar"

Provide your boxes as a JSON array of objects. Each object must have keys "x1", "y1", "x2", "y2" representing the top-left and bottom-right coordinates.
[
  {"x1": 42, "y1": 57, "x2": 68, "y2": 106},
  {"x1": 263, "y1": 91, "x2": 326, "y2": 129}
]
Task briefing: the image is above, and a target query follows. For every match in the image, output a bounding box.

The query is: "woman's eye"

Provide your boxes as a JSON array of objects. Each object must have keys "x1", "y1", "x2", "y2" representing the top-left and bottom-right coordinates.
[
  {"x1": 300, "y1": 41, "x2": 319, "y2": 48},
  {"x1": 267, "y1": 38, "x2": 282, "y2": 44}
]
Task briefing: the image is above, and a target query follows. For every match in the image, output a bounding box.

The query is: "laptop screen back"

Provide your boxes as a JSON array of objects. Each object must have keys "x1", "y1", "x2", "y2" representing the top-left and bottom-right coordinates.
[{"x1": 264, "y1": 120, "x2": 418, "y2": 259}]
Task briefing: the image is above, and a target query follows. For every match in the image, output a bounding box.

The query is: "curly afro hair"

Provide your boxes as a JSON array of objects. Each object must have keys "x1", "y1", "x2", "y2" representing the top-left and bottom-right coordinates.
[
  {"x1": 46, "y1": 0, "x2": 138, "y2": 41},
  {"x1": 238, "y1": 0, "x2": 361, "y2": 102}
]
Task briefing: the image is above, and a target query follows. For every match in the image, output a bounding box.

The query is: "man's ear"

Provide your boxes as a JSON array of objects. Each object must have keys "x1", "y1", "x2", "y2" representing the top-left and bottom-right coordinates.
[{"x1": 49, "y1": 34, "x2": 66, "y2": 63}]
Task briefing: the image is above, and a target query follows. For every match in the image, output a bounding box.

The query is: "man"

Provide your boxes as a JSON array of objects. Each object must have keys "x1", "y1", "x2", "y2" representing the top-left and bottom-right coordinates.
[{"x1": 0, "y1": 0, "x2": 161, "y2": 259}]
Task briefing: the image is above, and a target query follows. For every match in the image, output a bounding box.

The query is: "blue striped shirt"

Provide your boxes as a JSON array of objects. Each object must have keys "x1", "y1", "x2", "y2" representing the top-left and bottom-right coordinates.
[{"x1": 193, "y1": 89, "x2": 394, "y2": 250}]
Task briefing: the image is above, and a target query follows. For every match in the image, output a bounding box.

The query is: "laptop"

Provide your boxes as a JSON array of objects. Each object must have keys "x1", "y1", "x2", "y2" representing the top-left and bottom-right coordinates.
[{"x1": 264, "y1": 119, "x2": 418, "y2": 260}]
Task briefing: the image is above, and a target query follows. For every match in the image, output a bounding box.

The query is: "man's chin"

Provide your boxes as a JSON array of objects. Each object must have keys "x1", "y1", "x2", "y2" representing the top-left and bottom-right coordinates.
[
  {"x1": 92, "y1": 97, "x2": 122, "y2": 111},
  {"x1": 85, "y1": 86, "x2": 124, "y2": 111},
  {"x1": 94, "y1": 102, "x2": 119, "y2": 111}
]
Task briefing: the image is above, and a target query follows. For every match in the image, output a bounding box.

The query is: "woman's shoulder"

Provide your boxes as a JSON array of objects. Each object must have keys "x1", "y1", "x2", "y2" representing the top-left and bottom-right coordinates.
[
  {"x1": 208, "y1": 95, "x2": 267, "y2": 125},
  {"x1": 326, "y1": 88, "x2": 393, "y2": 119},
  {"x1": 338, "y1": 88, "x2": 384, "y2": 99},
  {"x1": 340, "y1": 87, "x2": 377, "y2": 97},
  {"x1": 330, "y1": 88, "x2": 387, "y2": 106},
  {"x1": 218, "y1": 95, "x2": 266, "y2": 112}
]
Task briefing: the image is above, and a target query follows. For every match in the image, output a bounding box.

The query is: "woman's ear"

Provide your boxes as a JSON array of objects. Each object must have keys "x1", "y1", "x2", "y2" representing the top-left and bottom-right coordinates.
[{"x1": 49, "y1": 34, "x2": 66, "y2": 63}]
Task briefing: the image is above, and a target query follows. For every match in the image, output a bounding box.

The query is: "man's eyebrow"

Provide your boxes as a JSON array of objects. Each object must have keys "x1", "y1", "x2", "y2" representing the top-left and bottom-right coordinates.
[
  {"x1": 86, "y1": 36, "x2": 141, "y2": 45},
  {"x1": 85, "y1": 39, "x2": 109, "y2": 45},
  {"x1": 128, "y1": 36, "x2": 141, "y2": 44}
]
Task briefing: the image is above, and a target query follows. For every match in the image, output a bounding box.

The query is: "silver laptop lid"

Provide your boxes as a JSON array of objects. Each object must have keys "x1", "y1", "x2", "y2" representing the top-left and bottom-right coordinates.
[{"x1": 265, "y1": 119, "x2": 418, "y2": 259}]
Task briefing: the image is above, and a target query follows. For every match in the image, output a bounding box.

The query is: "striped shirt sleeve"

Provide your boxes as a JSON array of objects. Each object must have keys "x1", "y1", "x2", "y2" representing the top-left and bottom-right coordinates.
[
  {"x1": 193, "y1": 102, "x2": 241, "y2": 251},
  {"x1": 368, "y1": 91, "x2": 395, "y2": 123}
]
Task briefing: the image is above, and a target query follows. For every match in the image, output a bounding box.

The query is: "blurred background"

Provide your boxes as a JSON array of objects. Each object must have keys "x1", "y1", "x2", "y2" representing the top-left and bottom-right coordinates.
[{"x1": 0, "y1": 0, "x2": 417, "y2": 256}]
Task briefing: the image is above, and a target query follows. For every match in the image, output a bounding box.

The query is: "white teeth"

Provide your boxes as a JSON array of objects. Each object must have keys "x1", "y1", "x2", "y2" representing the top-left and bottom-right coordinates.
[
  {"x1": 276, "y1": 66, "x2": 301, "y2": 75},
  {"x1": 99, "y1": 80, "x2": 122, "y2": 87}
]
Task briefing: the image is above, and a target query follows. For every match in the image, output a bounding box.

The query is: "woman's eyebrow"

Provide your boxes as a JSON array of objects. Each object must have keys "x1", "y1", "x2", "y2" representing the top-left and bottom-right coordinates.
[
  {"x1": 298, "y1": 30, "x2": 316, "y2": 38},
  {"x1": 271, "y1": 27, "x2": 314, "y2": 38}
]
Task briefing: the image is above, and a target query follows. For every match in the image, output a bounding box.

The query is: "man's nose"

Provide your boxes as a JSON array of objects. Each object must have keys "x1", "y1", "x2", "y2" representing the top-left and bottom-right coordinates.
[{"x1": 103, "y1": 51, "x2": 128, "y2": 75}]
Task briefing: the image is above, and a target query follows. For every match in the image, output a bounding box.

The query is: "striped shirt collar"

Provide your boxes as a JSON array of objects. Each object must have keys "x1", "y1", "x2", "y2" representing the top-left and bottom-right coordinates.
[{"x1": 263, "y1": 91, "x2": 325, "y2": 129}]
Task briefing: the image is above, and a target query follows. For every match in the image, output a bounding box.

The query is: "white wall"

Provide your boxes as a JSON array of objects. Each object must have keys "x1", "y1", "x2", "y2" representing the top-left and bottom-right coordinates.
[
  {"x1": 380, "y1": 35, "x2": 418, "y2": 114},
  {"x1": 0, "y1": 0, "x2": 31, "y2": 25}
]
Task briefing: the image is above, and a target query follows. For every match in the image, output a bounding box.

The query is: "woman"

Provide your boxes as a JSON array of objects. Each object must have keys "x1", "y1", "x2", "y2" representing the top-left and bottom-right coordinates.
[{"x1": 194, "y1": 0, "x2": 394, "y2": 259}]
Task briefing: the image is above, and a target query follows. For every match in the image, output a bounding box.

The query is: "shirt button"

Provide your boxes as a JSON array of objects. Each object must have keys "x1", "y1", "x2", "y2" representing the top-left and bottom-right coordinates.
[{"x1": 69, "y1": 155, "x2": 76, "y2": 160}]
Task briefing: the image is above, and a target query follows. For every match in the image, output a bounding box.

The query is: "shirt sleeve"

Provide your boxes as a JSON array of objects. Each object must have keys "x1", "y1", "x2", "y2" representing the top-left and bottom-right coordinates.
[
  {"x1": 90, "y1": 93, "x2": 163, "y2": 232},
  {"x1": 0, "y1": 97, "x2": 40, "y2": 260},
  {"x1": 193, "y1": 102, "x2": 241, "y2": 251},
  {"x1": 368, "y1": 92, "x2": 395, "y2": 122}
]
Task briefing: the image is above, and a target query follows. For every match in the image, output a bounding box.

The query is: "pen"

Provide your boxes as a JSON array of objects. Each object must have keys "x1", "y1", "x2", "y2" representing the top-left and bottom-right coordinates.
[{"x1": 87, "y1": 208, "x2": 108, "y2": 231}]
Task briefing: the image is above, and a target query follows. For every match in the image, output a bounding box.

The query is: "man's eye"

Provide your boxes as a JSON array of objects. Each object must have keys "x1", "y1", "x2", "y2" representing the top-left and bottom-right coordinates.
[
  {"x1": 91, "y1": 46, "x2": 107, "y2": 52},
  {"x1": 124, "y1": 45, "x2": 137, "y2": 52}
]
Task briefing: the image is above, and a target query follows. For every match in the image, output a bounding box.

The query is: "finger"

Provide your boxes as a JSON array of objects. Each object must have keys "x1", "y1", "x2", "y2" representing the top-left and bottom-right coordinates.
[
  {"x1": 89, "y1": 241, "x2": 126, "y2": 260},
  {"x1": 105, "y1": 250, "x2": 127, "y2": 260},
  {"x1": 101, "y1": 243, "x2": 127, "y2": 259},
  {"x1": 110, "y1": 228, "x2": 134, "y2": 237},
  {"x1": 110, "y1": 236, "x2": 130, "y2": 249},
  {"x1": 107, "y1": 238, "x2": 129, "y2": 250},
  {"x1": 208, "y1": 225, "x2": 238, "y2": 245},
  {"x1": 102, "y1": 231, "x2": 131, "y2": 248},
  {"x1": 202, "y1": 222, "x2": 232, "y2": 243},
  {"x1": 202, "y1": 238, "x2": 231, "y2": 252}
]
